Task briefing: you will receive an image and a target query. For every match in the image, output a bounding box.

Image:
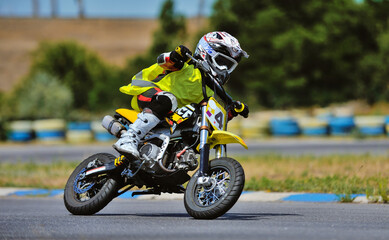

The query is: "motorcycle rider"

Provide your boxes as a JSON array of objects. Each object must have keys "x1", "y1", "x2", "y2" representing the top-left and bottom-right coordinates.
[{"x1": 113, "y1": 31, "x2": 250, "y2": 168}]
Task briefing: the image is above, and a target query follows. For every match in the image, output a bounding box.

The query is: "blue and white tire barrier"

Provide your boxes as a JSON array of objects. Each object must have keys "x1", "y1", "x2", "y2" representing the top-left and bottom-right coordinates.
[
  {"x1": 329, "y1": 116, "x2": 355, "y2": 136},
  {"x1": 239, "y1": 118, "x2": 269, "y2": 139},
  {"x1": 297, "y1": 117, "x2": 328, "y2": 136},
  {"x1": 354, "y1": 116, "x2": 385, "y2": 136},
  {"x1": 66, "y1": 122, "x2": 93, "y2": 143},
  {"x1": 32, "y1": 119, "x2": 66, "y2": 142},
  {"x1": 270, "y1": 117, "x2": 300, "y2": 136},
  {"x1": 91, "y1": 121, "x2": 115, "y2": 142},
  {"x1": 7, "y1": 121, "x2": 33, "y2": 142}
]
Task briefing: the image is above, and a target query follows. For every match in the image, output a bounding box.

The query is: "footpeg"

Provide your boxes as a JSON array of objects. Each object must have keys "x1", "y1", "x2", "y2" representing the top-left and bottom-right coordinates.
[
  {"x1": 114, "y1": 155, "x2": 129, "y2": 167},
  {"x1": 112, "y1": 145, "x2": 139, "y2": 163}
]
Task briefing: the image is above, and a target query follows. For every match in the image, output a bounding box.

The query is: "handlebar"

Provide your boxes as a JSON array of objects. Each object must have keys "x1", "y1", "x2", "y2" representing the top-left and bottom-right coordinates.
[
  {"x1": 186, "y1": 53, "x2": 233, "y2": 106},
  {"x1": 186, "y1": 53, "x2": 211, "y2": 73}
]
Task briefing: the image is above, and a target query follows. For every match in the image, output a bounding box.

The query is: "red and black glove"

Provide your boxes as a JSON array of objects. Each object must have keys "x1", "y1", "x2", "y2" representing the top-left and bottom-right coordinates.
[{"x1": 170, "y1": 45, "x2": 192, "y2": 67}]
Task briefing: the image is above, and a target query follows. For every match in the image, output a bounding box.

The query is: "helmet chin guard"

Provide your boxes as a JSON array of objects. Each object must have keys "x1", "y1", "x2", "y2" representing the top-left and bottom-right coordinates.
[{"x1": 207, "y1": 55, "x2": 231, "y2": 85}]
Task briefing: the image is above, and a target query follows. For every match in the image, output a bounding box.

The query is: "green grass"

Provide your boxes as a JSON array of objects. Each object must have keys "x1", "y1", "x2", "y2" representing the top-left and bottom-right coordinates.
[
  {"x1": 0, "y1": 161, "x2": 78, "y2": 189},
  {"x1": 0, "y1": 154, "x2": 388, "y2": 200},
  {"x1": 237, "y1": 153, "x2": 389, "y2": 197},
  {"x1": 366, "y1": 179, "x2": 389, "y2": 203},
  {"x1": 244, "y1": 175, "x2": 387, "y2": 195}
]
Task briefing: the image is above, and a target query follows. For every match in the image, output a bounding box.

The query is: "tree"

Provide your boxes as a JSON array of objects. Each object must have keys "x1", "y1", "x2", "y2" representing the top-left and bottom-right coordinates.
[
  {"x1": 210, "y1": 0, "x2": 384, "y2": 108},
  {"x1": 51, "y1": 0, "x2": 58, "y2": 18},
  {"x1": 358, "y1": 31, "x2": 389, "y2": 104},
  {"x1": 124, "y1": 0, "x2": 187, "y2": 77},
  {"x1": 356, "y1": 0, "x2": 389, "y2": 104},
  {"x1": 32, "y1": 0, "x2": 39, "y2": 18},
  {"x1": 150, "y1": 0, "x2": 186, "y2": 55},
  {"x1": 77, "y1": 0, "x2": 85, "y2": 19},
  {"x1": 30, "y1": 41, "x2": 127, "y2": 111},
  {"x1": 6, "y1": 72, "x2": 73, "y2": 119}
]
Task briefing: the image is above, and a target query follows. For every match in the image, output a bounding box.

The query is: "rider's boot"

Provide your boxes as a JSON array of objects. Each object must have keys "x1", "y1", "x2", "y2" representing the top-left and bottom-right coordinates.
[{"x1": 112, "y1": 109, "x2": 160, "y2": 168}]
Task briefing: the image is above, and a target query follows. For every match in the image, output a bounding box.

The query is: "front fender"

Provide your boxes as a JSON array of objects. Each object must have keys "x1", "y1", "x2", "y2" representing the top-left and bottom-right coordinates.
[{"x1": 207, "y1": 130, "x2": 248, "y2": 150}]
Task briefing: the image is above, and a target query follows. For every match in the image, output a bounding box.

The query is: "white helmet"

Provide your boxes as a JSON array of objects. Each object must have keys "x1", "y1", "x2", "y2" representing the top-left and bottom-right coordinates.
[{"x1": 194, "y1": 31, "x2": 249, "y2": 84}]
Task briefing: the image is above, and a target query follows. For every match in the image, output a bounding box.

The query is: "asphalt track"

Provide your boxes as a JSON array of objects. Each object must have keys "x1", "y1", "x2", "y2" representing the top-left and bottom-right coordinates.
[
  {"x1": 1, "y1": 140, "x2": 389, "y2": 239},
  {"x1": 0, "y1": 197, "x2": 388, "y2": 240},
  {"x1": 1, "y1": 138, "x2": 389, "y2": 163}
]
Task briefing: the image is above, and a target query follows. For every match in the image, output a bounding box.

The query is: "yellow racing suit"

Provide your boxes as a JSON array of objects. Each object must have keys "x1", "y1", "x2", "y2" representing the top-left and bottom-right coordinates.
[{"x1": 119, "y1": 62, "x2": 214, "y2": 113}]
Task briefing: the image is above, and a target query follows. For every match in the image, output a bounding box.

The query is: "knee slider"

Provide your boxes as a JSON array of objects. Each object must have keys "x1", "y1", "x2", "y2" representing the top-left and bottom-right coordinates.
[
  {"x1": 156, "y1": 91, "x2": 177, "y2": 112},
  {"x1": 148, "y1": 91, "x2": 177, "y2": 119}
]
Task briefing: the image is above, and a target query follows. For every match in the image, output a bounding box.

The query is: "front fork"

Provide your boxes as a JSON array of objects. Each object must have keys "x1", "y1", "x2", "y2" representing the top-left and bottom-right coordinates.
[
  {"x1": 198, "y1": 102, "x2": 210, "y2": 178},
  {"x1": 197, "y1": 102, "x2": 226, "y2": 186}
]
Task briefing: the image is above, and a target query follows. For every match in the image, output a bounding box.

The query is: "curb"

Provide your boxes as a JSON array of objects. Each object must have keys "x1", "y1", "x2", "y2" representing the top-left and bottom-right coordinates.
[{"x1": 0, "y1": 188, "x2": 369, "y2": 203}]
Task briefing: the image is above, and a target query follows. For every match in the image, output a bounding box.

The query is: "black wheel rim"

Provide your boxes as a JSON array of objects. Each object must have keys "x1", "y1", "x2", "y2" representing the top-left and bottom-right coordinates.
[{"x1": 194, "y1": 166, "x2": 231, "y2": 207}]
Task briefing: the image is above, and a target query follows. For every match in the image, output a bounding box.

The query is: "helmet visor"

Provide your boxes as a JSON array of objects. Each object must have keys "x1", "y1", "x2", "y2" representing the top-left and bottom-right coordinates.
[{"x1": 211, "y1": 52, "x2": 238, "y2": 74}]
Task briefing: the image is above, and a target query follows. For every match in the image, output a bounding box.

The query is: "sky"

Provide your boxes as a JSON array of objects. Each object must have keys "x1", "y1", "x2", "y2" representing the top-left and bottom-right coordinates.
[{"x1": 0, "y1": 0, "x2": 216, "y2": 18}]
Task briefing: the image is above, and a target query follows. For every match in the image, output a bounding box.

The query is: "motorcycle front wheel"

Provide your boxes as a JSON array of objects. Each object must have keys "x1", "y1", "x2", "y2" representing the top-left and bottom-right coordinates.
[
  {"x1": 64, "y1": 153, "x2": 119, "y2": 215},
  {"x1": 184, "y1": 157, "x2": 245, "y2": 219}
]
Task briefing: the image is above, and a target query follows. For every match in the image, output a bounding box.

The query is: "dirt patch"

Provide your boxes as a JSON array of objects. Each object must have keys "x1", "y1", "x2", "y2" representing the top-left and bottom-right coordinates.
[
  {"x1": 0, "y1": 17, "x2": 207, "y2": 92},
  {"x1": 0, "y1": 18, "x2": 159, "y2": 91}
]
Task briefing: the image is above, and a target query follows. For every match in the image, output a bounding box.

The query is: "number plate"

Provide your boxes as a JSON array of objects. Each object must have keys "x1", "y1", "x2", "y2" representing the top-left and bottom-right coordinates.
[{"x1": 206, "y1": 97, "x2": 227, "y2": 131}]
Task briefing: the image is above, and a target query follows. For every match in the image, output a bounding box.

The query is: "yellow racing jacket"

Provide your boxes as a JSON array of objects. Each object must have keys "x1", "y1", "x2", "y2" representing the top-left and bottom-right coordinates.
[{"x1": 119, "y1": 62, "x2": 214, "y2": 112}]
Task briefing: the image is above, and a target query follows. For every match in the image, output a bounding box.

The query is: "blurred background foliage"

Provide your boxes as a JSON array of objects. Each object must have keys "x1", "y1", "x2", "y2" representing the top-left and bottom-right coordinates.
[
  {"x1": 123, "y1": 0, "x2": 187, "y2": 83},
  {"x1": 1, "y1": 0, "x2": 389, "y2": 121},
  {"x1": 4, "y1": 72, "x2": 73, "y2": 119},
  {"x1": 29, "y1": 41, "x2": 127, "y2": 112},
  {"x1": 211, "y1": 0, "x2": 389, "y2": 108}
]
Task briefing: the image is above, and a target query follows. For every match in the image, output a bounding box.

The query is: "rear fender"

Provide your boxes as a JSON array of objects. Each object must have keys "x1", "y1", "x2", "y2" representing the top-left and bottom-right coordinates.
[{"x1": 116, "y1": 108, "x2": 139, "y2": 124}]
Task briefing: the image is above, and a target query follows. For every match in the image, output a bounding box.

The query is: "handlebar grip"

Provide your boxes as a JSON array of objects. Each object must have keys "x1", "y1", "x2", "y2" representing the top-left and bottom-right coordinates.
[{"x1": 233, "y1": 101, "x2": 244, "y2": 112}]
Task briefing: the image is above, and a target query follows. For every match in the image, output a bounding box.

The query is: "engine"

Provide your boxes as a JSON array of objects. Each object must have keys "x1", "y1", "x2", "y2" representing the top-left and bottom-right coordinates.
[
  {"x1": 172, "y1": 147, "x2": 198, "y2": 171},
  {"x1": 139, "y1": 143, "x2": 161, "y2": 173},
  {"x1": 138, "y1": 136, "x2": 198, "y2": 174}
]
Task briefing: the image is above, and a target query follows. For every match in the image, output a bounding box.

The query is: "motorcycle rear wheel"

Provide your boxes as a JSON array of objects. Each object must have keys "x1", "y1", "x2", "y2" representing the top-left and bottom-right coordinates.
[
  {"x1": 64, "y1": 153, "x2": 119, "y2": 215},
  {"x1": 184, "y1": 157, "x2": 245, "y2": 219}
]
